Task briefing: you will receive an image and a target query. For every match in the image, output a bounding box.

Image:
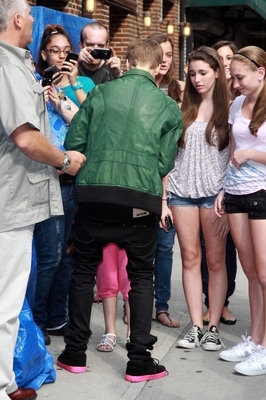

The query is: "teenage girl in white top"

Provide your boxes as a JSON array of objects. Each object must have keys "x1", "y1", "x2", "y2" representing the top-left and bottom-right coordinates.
[{"x1": 216, "y1": 46, "x2": 266, "y2": 376}]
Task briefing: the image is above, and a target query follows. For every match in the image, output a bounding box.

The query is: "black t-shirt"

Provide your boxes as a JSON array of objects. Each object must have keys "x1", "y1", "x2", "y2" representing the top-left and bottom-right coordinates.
[{"x1": 78, "y1": 62, "x2": 116, "y2": 85}]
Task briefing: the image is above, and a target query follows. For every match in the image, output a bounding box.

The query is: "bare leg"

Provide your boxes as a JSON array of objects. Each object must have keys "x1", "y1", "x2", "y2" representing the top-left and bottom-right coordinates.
[
  {"x1": 201, "y1": 209, "x2": 227, "y2": 330},
  {"x1": 228, "y1": 214, "x2": 263, "y2": 344},
  {"x1": 249, "y1": 219, "x2": 266, "y2": 347},
  {"x1": 171, "y1": 206, "x2": 203, "y2": 329},
  {"x1": 97, "y1": 296, "x2": 117, "y2": 351}
]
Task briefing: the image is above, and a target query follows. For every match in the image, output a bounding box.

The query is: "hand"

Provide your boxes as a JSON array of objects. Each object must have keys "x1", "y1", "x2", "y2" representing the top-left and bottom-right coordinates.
[
  {"x1": 42, "y1": 86, "x2": 50, "y2": 103},
  {"x1": 78, "y1": 47, "x2": 95, "y2": 65},
  {"x1": 105, "y1": 47, "x2": 122, "y2": 77},
  {"x1": 51, "y1": 72, "x2": 63, "y2": 86},
  {"x1": 61, "y1": 60, "x2": 79, "y2": 86},
  {"x1": 48, "y1": 87, "x2": 61, "y2": 111},
  {"x1": 231, "y1": 149, "x2": 250, "y2": 168},
  {"x1": 64, "y1": 151, "x2": 86, "y2": 176},
  {"x1": 159, "y1": 201, "x2": 173, "y2": 232},
  {"x1": 213, "y1": 214, "x2": 229, "y2": 239},
  {"x1": 214, "y1": 190, "x2": 225, "y2": 218}
]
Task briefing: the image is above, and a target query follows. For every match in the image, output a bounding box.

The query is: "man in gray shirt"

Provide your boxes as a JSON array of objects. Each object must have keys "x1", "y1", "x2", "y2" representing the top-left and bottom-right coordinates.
[{"x1": 0, "y1": 1, "x2": 86, "y2": 399}]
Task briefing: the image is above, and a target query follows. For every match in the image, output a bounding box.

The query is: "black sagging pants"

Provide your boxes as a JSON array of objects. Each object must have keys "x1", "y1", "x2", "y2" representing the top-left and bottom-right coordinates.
[{"x1": 64, "y1": 204, "x2": 158, "y2": 364}]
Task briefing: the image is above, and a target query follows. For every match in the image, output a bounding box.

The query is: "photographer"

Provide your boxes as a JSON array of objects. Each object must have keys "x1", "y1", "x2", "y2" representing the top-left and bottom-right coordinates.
[{"x1": 78, "y1": 22, "x2": 123, "y2": 84}]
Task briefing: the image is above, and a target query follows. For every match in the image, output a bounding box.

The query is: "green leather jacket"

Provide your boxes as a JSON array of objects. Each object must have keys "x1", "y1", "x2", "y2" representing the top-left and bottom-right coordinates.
[{"x1": 65, "y1": 68, "x2": 183, "y2": 216}]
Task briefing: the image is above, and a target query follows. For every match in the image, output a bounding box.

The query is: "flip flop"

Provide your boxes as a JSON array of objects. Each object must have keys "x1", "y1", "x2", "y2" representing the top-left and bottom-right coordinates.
[
  {"x1": 220, "y1": 316, "x2": 236, "y2": 325},
  {"x1": 155, "y1": 311, "x2": 180, "y2": 328}
]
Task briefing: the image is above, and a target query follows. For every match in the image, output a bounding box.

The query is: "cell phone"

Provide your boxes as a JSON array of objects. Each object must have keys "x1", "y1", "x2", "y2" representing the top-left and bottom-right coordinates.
[
  {"x1": 42, "y1": 65, "x2": 60, "y2": 87},
  {"x1": 91, "y1": 48, "x2": 111, "y2": 59},
  {"x1": 65, "y1": 52, "x2": 79, "y2": 62},
  {"x1": 165, "y1": 215, "x2": 173, "y2": 231},
  {"x1": 61, "y1": 52, "x2": 79, "y2": 72}
]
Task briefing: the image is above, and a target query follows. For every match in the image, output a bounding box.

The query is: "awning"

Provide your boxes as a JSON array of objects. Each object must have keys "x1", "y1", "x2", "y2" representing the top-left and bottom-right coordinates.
[
  {"x1": 185, "y1": 0, "x2": 266, "y2": 21},
  {"x1": 102, "y1": 0, "x2": 137, "y2": 14}
]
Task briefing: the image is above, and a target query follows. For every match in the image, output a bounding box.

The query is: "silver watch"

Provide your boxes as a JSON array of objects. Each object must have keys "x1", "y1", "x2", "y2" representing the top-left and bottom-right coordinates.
[{"x1": 58, "y1": 152, "x2": 71, "y2": 172}]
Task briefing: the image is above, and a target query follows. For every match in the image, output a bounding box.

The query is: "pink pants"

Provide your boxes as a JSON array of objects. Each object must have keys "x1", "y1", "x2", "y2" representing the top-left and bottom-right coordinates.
[{"x1": 96, "y1": 243, "x2": 130, "y2": 300}]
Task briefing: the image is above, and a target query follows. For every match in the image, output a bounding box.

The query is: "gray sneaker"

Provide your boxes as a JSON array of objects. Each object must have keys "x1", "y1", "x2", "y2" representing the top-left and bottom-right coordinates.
[
  {"x1": 176, "y1": 324, "x2": 203, "y2": 349},
  {"x1": 219, "y1": 334, "x2": 258, "y2": 362},
  {"x1": 202, "y1": 325, "x2": 222, "y2": 351}
]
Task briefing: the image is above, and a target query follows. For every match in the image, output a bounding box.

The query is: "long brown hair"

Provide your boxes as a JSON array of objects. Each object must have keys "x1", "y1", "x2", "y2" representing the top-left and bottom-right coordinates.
[
  {"x1": 36, "y1": 24, "x2": 73, "y2": 76},
  {"x1": 147, "y1": 33, "x2": 175, "y2": 87},
  {"x1": 180, "y1": 46, "x2": 230, "y2": 151},
  {"x1": 232, "y1": 46, "x2": 266, "y2": 136},
  {"x1": 147, "y1": 33, "x2": 183, "y2": 103},
  {"x1": 212, "y1": 40, "x2": 239, "y2": 101}
]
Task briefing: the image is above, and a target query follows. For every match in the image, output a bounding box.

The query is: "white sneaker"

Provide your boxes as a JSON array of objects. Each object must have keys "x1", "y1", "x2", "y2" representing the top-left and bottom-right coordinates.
[
  {"x1": 234, "y1": 345, "x2": 266, "y2": 376},
  {"x1": 219, "y1": 335, "x2": 258, "y2": 362}
]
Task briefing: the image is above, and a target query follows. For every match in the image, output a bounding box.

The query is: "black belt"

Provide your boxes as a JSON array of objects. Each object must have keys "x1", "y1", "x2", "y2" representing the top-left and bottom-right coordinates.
[{"x1": 59, "y1": 173, "x2": 76, "y2": 185}]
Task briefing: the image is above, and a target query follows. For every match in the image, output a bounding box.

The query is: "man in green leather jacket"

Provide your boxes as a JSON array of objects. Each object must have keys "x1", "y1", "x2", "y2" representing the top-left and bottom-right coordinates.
[{"x1": 57, "y1": 37, "x2": 183, "y2": 383}]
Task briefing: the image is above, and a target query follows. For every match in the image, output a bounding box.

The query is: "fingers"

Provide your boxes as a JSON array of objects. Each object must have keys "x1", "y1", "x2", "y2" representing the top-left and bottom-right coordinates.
[{"x1": 108, "y1": 46, "x2": 115, "y2": 57}]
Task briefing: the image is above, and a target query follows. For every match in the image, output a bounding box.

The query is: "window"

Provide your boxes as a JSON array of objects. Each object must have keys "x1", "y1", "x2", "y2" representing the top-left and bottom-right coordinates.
[{"x1": 103, "y1": 0, "x2": 137, "y2": 14}]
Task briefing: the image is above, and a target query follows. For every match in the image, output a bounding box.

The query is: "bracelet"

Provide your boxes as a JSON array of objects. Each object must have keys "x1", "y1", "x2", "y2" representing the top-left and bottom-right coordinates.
[
  {"x1": 71, "y1": 81, "x2": 83, "y2": 91},
  {"x1": 162, "y1": 198, "x2": 168, "y2": 201},
  {"x1": 219, "y1": 187, "x2": 225, "y2": 192}
]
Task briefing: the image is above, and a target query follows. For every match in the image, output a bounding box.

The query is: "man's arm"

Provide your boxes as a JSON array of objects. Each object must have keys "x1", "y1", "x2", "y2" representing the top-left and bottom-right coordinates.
[{"x1": 12, "y1": 123, "x2": 86, "y2": 176}]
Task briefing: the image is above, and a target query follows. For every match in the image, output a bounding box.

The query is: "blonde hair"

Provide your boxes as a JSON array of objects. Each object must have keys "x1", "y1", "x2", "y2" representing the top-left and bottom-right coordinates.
[{"x1": 232, "y1": 46, "x2": 266, "y2": 136}]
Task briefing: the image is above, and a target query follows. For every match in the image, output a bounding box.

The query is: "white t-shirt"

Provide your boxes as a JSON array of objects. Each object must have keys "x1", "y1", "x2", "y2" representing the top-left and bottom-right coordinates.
[{"x1": 226, "y1": 95, "x2": 266, "y2": 195}]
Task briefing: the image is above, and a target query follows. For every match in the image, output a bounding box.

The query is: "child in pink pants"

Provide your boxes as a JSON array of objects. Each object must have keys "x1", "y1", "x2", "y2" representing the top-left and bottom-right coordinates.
[{"x1": 96, "y1": 243, "x2": 130, "y2": 352}]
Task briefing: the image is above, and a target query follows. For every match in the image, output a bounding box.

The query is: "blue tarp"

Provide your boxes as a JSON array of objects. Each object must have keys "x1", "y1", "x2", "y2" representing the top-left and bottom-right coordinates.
[{"x1": 29, "y1": 6, "x2": 93, "y2": 62}]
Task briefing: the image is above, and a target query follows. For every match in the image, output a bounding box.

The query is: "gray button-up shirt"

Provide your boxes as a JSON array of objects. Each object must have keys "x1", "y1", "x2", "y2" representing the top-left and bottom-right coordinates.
[{"x1": 0, "y1": 41, "x2": 63, "y2": 232}]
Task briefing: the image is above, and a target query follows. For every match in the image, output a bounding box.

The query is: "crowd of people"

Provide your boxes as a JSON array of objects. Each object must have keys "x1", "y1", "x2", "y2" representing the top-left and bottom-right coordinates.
[{"x1": 1, "y1": 0, "x2": 266, "y2": 399}]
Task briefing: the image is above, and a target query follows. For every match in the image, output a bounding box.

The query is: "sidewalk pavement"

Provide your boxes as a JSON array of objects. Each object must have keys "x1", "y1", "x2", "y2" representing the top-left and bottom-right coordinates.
[{"x1": 37, "y1": 241, "x2": 265, "y2": 400}]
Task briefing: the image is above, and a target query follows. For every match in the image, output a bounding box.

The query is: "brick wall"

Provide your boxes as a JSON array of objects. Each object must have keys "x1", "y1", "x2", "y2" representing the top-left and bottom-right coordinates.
[{"x1": 29, "y1": 0, "x2": 181, "y2": 77}]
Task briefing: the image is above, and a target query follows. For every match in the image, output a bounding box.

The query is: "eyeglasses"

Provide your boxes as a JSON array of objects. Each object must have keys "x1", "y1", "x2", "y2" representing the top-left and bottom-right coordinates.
[{"x1": 45, "y1": 47, "x2": 71, "y2": 55}]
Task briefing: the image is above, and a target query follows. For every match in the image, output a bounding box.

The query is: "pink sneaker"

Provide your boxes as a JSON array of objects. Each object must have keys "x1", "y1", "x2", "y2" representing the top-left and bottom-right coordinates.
[
  {"x1": 57, "y1": 351, "x2": 86, "y2": 373},
  {"x1": 125, "y1": 358, "x2": 168, "y2": 382}
]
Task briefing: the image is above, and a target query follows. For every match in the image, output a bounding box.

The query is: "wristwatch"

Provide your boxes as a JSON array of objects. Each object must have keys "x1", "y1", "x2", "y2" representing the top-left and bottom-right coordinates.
[
  {"x1": 56, "y1": 152, "x2": 71, "y2": 172},
  {"x1": 71, "y1": 81, "x2": 83, "y2": 91}
]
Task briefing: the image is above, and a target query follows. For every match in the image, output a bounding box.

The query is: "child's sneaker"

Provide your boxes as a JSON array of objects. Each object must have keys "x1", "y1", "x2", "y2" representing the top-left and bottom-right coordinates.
[
  {"x1": 176, "y1": 324, "x2": 203, "y2": 349},
  {"x1": 234, "y1": 345, "x2": 266, "y2": 376},
  {"x1": 219, "y1": 334, "x2": 258, "y2": 362},
  {"x1": 202, "y1": 325, "x2": 222, "y2": 351},
  {"x1": 125, "y1": 358, "x2": 167, "y2": 382}
]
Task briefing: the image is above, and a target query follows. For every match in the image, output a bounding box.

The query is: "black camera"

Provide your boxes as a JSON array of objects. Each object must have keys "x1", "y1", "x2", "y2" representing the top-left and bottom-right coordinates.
[
  {"x1": 91, "y1": 48, "x2": 111, "y2": 59},
  {"x1": 42, "y1": 65, "x2": 61, "y2": 87}
]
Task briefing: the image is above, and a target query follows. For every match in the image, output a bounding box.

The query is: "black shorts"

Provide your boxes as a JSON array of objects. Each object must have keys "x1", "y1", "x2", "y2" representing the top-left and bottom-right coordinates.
[{"x1": 224, "y1": 189, "x2": 266, "y2": 220}]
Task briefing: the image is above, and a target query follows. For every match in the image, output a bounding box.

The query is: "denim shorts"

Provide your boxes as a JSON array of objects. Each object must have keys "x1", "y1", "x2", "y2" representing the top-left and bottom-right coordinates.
[
  {"x1": 224, "y1": 189, "x2": 266, "y2": 220},
  {"x1": 168, "y1": 192, "x2": 216, "y2": 209}
]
